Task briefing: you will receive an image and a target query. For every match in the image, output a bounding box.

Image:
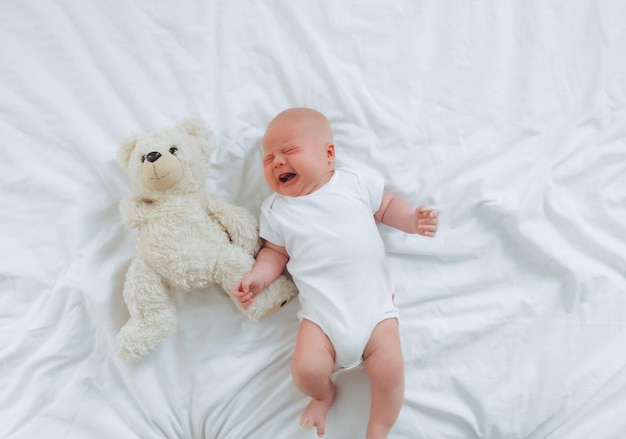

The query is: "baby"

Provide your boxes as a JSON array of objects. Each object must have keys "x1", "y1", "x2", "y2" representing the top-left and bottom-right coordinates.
[{"x1": 232, "y1": 108, "x2": 438, "y2": 438}]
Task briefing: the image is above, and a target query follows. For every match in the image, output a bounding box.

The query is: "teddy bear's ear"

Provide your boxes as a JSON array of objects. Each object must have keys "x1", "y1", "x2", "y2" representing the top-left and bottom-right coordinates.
[
  {"x1": 119, "y1": 134, "x2": 138, "y2": 169},
  {"x1": 179, "y1": 118, "x2": 205, "y2": 137},
  {"x1": 179, "y1": 118, "x2": 214, "y2": 154}
]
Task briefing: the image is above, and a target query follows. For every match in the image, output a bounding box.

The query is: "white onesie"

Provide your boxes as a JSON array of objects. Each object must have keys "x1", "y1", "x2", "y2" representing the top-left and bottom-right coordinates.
[{"x1": 260, "y1": 167, "x2": 398, "y2": 369}]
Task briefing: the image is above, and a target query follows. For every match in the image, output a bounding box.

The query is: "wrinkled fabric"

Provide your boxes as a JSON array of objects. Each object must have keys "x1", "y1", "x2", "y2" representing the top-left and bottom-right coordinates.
[{"x1": 1, "y1": 1, "x2": 625, "y2": 438}]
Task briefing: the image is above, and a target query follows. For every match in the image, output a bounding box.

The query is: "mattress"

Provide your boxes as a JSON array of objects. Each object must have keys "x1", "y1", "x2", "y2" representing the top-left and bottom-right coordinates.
[{"x1": 1, "y1": 1, "x2": 625, "y2": 438}]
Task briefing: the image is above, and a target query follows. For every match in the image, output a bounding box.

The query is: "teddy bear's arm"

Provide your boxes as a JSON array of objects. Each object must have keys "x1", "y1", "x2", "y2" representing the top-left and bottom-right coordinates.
[
  {"x1": 205, "y1": 194, "x2": 261, "y2": 255},
  {"x1": 119, "y1": 197, "x2": 152, "y2": 229}
]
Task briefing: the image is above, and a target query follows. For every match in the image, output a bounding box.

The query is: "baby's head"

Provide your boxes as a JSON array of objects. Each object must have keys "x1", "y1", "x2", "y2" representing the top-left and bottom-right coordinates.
[{"x1": 262, "y1": 108, "x2": 335, "y2": 197}]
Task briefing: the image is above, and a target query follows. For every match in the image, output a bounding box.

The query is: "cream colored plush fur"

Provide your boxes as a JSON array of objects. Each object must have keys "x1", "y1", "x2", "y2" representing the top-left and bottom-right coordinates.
[{"x1": 116, "y1": 119, "x2": 298, "y2": 361}]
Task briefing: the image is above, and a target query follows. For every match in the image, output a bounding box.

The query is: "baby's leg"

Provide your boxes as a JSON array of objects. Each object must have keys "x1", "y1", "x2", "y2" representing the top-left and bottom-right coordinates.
[
  {"x1": 363, "y1": 318, "x2": 404, "y2": 439},
  {"x1": 292, "y1": 319, "x2": 336, "y2": 437}
]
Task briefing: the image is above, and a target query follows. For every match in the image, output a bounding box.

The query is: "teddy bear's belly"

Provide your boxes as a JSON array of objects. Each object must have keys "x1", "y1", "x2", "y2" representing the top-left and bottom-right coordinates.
[{"x1": 138, "y1": 223, "x2": 227, "y2": 289}]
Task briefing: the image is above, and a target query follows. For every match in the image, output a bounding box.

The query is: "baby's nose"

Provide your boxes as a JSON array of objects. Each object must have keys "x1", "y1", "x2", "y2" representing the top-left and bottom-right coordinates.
[{"x1": 273, "y1": 155, "x2": 285, "y2": 167}]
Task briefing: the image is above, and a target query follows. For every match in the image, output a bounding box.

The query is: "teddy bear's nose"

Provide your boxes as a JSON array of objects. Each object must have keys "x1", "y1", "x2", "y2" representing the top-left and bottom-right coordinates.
[{"x1": 146, "y1": 152, "x2": 161, "y2": 163}]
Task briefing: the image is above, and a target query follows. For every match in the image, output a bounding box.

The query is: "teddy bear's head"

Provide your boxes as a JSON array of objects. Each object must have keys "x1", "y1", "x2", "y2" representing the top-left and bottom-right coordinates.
[{"x1": 119, "y1": 119, "x2": 215, "y2": 198}]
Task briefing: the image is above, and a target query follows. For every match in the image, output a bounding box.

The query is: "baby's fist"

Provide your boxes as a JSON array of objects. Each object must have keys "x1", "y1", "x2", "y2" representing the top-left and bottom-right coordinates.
[{"x1": 414, "y1": 205, "x2": 438, "y2": 237}]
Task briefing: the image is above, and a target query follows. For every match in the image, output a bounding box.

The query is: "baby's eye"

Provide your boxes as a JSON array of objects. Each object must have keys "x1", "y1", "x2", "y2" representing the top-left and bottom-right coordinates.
[
  {"x1": 263, "y1": 155, "x2": 274, "y2": 165},
  {"x1": 169, "y1": 146, "x2": 178, "y2": 155}
]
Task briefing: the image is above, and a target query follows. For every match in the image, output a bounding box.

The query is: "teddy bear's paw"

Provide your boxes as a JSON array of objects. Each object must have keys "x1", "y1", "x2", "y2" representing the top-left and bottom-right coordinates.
[
  {"x1": 244, "y1": 275, "x2": 298, "y2": 321},
  {"x1": 116, "y1": 329, "x2": 150, "y2": 362},
  {"x1": 116, "y1": 336, "x2": 148, "y2": 362},
  {"x1": 115, "y1": 315, "x2": 177, "y2": 361}
]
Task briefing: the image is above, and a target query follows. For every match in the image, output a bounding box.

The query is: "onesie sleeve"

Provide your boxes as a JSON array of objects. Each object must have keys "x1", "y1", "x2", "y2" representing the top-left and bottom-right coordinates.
[
  {"x1": 355, "y1": 168, "x2": 385, "y2": 214},
  {"x1": 259, "y1": 194, "x2": 285, "y2": 247}
]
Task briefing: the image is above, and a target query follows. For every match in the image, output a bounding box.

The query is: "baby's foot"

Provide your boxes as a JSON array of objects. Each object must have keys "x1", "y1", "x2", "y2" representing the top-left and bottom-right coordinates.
[{"x1": 300, "y1": 392, "x2": 335, "y2": 437}]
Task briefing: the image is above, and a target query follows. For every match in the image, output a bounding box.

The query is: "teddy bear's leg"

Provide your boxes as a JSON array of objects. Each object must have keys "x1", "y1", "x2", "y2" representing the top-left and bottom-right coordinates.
[
  {"x1": 116, "y1": 257, "x2": 177, "y2": 361},
  {"x1": 212, "y1": 246, "x2": 298, "y2": 321}
]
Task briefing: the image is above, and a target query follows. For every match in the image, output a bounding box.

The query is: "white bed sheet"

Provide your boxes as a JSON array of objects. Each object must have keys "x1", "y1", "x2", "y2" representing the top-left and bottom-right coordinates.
[{"x1": 1, "y1": 1, "x2": 626, "y2": 438}]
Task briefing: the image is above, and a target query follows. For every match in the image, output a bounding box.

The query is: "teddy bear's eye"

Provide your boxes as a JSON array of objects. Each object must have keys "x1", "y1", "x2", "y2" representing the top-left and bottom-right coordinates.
[
  {"x1": 169, "y1": 146, "x2": 178, "y2": 155},
  {"x1": 141, "y1": 154, "x2": 147, "y2": 163}
]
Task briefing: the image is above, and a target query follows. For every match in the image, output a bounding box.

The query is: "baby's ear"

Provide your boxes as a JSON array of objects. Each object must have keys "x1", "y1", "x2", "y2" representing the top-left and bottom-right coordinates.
[
  {"x1": 119, "y1": 134, "x2": 138, "y2": 169},
  {"x1": 327, "y1": 143, "x2": 335, "y2": 161}
]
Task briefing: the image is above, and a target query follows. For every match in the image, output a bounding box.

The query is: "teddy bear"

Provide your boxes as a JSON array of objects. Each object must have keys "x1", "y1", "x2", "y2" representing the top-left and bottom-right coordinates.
[{"x1": 116, "y1": 119, "x2": 298, "y2": 361}]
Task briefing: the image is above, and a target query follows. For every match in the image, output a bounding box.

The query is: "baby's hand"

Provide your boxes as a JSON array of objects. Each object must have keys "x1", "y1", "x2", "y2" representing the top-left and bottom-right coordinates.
[
  {"x1": 413, "y1": 205, "x2": 438, "y2": 237},
  {"x1": 232, "y1": 273, "x2": 266, "y2": 310}
]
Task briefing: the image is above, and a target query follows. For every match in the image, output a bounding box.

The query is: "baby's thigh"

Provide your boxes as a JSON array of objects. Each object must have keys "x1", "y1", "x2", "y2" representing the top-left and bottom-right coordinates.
[
  {"x1": 363, "y1": 319, "x2": 404, "y2": 385},
  {"x1": 292, "y1": 319, "x2": 336, "y2": 376}
]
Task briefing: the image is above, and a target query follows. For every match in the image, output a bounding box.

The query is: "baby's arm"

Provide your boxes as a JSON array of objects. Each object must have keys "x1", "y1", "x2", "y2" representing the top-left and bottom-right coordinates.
[
  {"x1": 374, "y1": 191, "x2": 438, "y2": 236},
  {"x1": 232, "y1": 240, "x2": 289, "y2": 310}
]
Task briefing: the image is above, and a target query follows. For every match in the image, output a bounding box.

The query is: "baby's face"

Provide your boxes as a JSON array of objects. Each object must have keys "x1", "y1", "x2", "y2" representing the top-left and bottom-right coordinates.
[{"x1": 262, "y1": 117, "x2": 335, "y2": 197}]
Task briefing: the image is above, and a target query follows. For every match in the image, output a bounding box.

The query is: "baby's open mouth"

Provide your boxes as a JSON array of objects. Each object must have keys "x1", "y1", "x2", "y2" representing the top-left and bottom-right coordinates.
[{"x1": 279, "y1": 173, "x2": 296, "y2": 183}]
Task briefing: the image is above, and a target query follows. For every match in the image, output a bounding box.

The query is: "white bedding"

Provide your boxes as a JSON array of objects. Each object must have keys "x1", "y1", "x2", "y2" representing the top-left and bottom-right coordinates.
[{"x1": 2, "y1": 1, "x2": 626, "y2": 438}]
